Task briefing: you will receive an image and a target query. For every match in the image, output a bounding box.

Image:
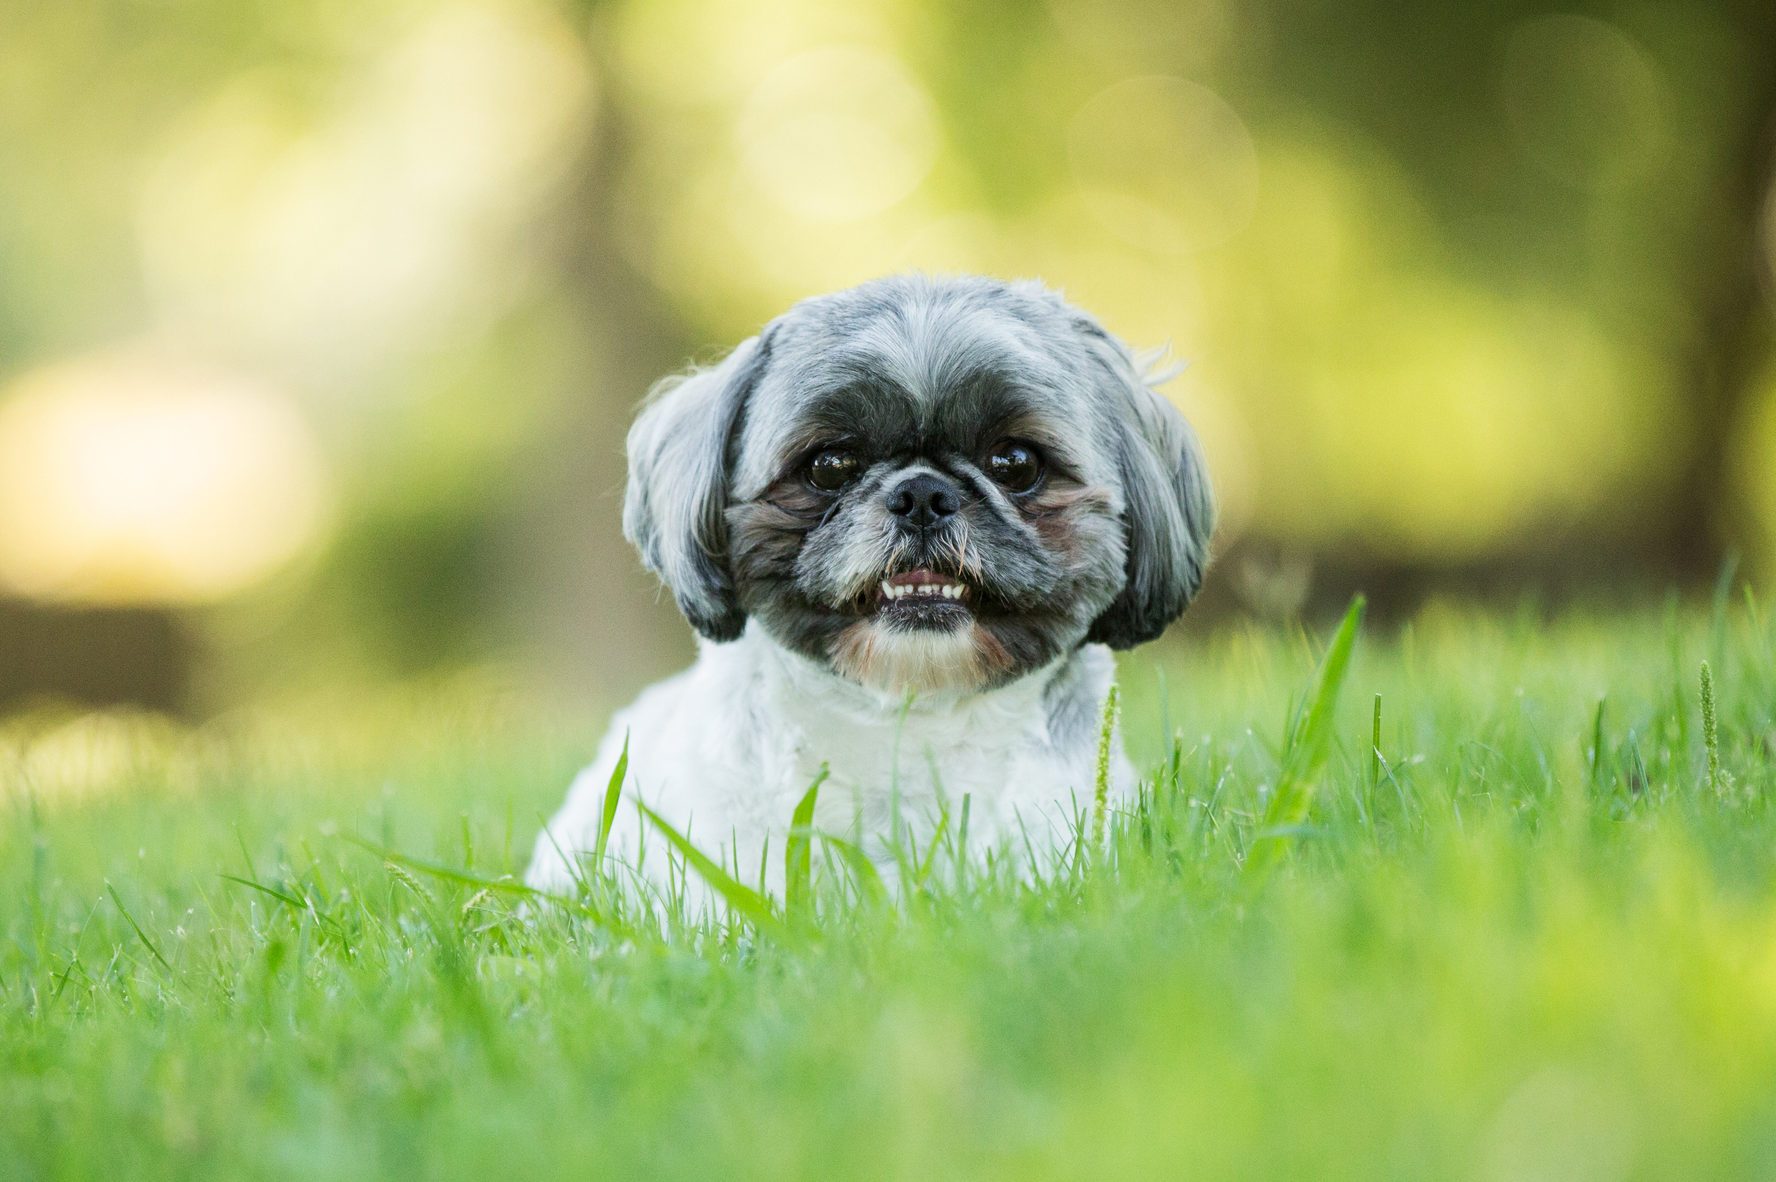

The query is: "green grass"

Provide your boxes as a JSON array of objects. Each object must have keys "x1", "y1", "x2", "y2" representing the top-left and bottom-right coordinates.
[{"x1": 7, "y1": 596, "x2": 1776, "y2": 1180}]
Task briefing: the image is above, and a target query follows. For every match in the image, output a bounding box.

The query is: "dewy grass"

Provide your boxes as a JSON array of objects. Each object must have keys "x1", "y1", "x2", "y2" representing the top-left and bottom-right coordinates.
[{"x1": 5, "y1": 596, "x2": 1776, "y2": 1180}]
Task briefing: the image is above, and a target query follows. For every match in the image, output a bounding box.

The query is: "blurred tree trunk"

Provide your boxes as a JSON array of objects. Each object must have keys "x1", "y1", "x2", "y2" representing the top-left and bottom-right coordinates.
[
  {"x1": 0, "y1": 600, "x2": 191, "y2": 714},
  {"x1": 507, "y1": 9, "x2": 703, "y2": 699},
  {"x1": 1654, "y1": 14, "x2": 1776, "y2": 580}
]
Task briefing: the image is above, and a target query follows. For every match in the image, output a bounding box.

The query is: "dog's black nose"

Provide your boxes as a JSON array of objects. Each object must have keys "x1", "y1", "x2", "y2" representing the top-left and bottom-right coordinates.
[{"x1": 885, "y1": 472, "x2": 960, "y2": 528}]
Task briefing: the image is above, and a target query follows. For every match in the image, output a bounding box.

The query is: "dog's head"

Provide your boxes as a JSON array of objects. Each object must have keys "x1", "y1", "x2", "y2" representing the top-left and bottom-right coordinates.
[{"x1": 623, "y1": 275, "x2": 1214, "y2": 694}]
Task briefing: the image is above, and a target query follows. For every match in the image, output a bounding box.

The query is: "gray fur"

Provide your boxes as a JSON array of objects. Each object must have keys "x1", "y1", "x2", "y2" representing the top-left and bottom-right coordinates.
[
  {"x1": 623, "y1": 274, "x2": 1215, "y2": 675},
  {"x1": 1074, "y1": 320, "x2": 1217, "y2": 649},
  {"x1": 622, "y1": 331, "x2": 773, "y2": 640}
]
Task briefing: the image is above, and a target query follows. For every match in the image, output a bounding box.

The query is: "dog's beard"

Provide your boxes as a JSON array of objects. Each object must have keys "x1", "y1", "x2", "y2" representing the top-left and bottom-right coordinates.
[
  {"x1": 733, "y1": 493, "x2": 1116, "y2": 696},
  {"x1": 829, "y1": 616, "x2": 985, "y2": 694},
  {"x1": 821, "y1": 524, "x2": 992, "y2": 694}
]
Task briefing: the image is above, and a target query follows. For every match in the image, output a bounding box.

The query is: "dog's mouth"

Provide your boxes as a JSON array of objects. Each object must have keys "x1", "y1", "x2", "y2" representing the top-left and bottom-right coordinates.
[
  {"x1": 878, "y1": 568, "x2": 970, "y2": 604},
  {"x1": 870, "y1": 568, "x2": 973, "y2": 624}
]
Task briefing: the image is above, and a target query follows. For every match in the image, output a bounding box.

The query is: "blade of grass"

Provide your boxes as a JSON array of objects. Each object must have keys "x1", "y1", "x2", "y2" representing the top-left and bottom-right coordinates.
[
  {"x1": 534, "y1": 817, "x2": 594, "y2": 897},
  {"x1": 955, "y1": 793, "x2": 972, "y2": 878},
  {"x1": 595, "y1": 732, "x2": 630, "y2": 865},
  {"x1": 637, "y1": 803, "x2": 787, "y2": 938},
  {"x1": 1588, "y1": 695, "x2": 1608, "y2": 787},
  {"x1": 220, "y1": 873, "x2": 309, "y2": 913},
  {"x1": 1622, "y1": 729, "x2": 1649, "y2": 797},
  {"x1": 1369, "y1": 693, "x2": 1382, "y2": 792},
  {"x1": 818, "y1": 833, "x2": 888, "y2": 908},
  {"x1": 912, "y1": 806, "x2": 951, "y2": 889},
  {"x1": 105, "y1": 883, "x2": 172, "y2": 975},
  {"x1": 786, "y1": 764, "x2": 828, "y2": 917},
  {"x1": 1360, "y1": 692, "x2": 1381, "y2": 827},
  {"x1": 1245, "y1": 595, "x2": 1366, "y2": 884},
  {"x1": 342, "y1": 837, "x2": 600, "y2": 922}
]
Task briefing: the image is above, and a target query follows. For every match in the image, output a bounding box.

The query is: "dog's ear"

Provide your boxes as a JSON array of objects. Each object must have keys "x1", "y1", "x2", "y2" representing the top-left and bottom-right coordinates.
[
  {"x1": 1077, "y1": 322, "x2": 1215, "y2": 650},
  {"x1": 623, "y1": 330, "x2": 774, "y2": 641}
]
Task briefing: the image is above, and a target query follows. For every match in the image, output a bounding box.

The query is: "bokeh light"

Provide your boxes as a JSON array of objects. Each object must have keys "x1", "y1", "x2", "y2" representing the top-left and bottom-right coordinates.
[
  {"x1": 0, "y1": 354, "x2": 328, "y2": 605},
  {"x1": 136, "y1": 1, "x2": 595, "y2": 383},
  {"x1": 1498, "y1": 15, "x2": 1671, "y2": 192},
  {"x1": 1068, "y1": 76, "x2": 1260, "y2": 255},
  {"x1": 737, "y1": 47, "x2": 940, "y2": 223}
]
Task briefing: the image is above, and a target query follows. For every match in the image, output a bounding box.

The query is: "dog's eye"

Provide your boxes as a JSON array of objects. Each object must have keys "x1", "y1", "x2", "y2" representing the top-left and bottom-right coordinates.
[
  {"x1": 985, "y1": 440, "x2": 1043, "y2": 493},
  {"x1": 806, "y1": 448, "x2": 862, "y2": 492}
]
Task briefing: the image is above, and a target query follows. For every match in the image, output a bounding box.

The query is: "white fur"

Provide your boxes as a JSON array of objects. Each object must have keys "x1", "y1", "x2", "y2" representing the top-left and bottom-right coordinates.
[{"x1": 526, "y1": 623, "x2": 1133, "y2": 903}]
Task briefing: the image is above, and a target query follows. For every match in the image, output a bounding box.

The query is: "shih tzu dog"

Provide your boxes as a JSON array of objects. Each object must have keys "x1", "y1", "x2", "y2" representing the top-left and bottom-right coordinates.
[{"x1": 526, "y1": 274, "x2": 1213, "y2": 899}]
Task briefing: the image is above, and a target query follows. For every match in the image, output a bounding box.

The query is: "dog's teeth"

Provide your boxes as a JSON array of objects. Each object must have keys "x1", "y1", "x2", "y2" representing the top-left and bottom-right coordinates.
[{"x1": 880, "y1": 580, "x2": 970, "y2": 604}]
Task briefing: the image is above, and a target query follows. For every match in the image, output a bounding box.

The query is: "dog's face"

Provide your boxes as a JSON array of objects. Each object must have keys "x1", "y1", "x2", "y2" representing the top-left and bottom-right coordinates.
[{"x1": 622, "y1": 275, "x2": 1214, "y2": 695}]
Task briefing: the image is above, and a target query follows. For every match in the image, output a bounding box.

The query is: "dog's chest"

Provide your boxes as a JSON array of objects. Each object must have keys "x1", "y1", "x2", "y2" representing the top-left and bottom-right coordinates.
[
  {"x1": 759, "y1": 707, "x2": 1078, "y2": 841},
  {"x1": 685, "y1": 640, "x2": 1112, "y2": 857},
  {"x1": 527, "y1": 634, "x2": 1125, "y2": 897}
]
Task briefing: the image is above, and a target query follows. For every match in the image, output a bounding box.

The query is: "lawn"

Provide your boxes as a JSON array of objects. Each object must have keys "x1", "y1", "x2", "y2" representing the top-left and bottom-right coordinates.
[{"x1": 5, "y1": 594, "x2": 1776, "y2": 1180}]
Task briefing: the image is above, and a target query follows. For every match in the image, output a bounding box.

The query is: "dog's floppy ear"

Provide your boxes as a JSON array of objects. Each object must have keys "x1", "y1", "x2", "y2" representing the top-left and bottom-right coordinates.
[
  {"x1": 623, "y1": 330, "x2": 774, "y2": 641},
  {"x1": 1078, "y1": 323, "x2": 1215, "y2": 650}
]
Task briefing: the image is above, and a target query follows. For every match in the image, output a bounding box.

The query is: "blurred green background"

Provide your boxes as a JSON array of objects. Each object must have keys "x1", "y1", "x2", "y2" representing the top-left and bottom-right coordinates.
[{"x1": 1, "y1": 0, "x2": 1774, "y2": 714}]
